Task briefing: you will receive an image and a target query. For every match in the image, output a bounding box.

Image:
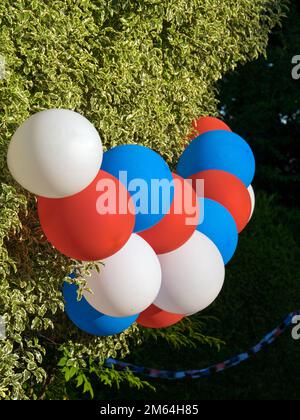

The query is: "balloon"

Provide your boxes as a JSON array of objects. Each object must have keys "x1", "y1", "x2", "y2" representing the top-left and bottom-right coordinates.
[
  {"x1": 137, "y1": 304, "x2": 184, "y2": 329},
  {"x1": 101, "y1": 145, "x2": 174, "y2": 232},
  {"x1": 189, "y1": 116, "x2": 231, "y2": 139},
  {"x1": 7, "y1": 109, "x2": 103, "y2": 198},
  {"x1": 177, "y1": 130, "x2": 255, "y2": 187},
  {"x1": 197, "y1": 198, "x2": 238, "y2": 264},
  {"x1": 138, "y1": 174, "x2": 199, "y2": 254},
  {"x1": 189, "y1": 170, "x2": 251, "y2": 233},
  {"x1": 82, "y1": 234, "x2": 162, "y2": 317},
  {"x1": 63, "y1": 283, "x2": 138, "y2": 336},
  {"x1": 247, "y1": 185, "x2": 255, "y2": 221},
  {"x1": 154, "y1": 231, "x2": 225, "y2": 315},
  {"x1": 38, "y1": 170, "x2": 135, "y2": 261}
]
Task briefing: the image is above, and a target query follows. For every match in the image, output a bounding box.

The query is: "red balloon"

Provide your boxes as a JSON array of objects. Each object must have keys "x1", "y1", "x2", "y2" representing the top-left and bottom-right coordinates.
[
  {"x1": 137, "y1": 304, "x2": 184, "y2": 329},
  {"x1": 38, "y1": 170, "x2": 135, "y2": 261},
  {"x1": 139, "y1": 173, "x2": 199, "y2": 254},
  {"x1": 189, "y1": 170, "x2": 251, "y2": 233},
  {"x1": 188, "y1": 116, "x2": 231, "y2": 141}
]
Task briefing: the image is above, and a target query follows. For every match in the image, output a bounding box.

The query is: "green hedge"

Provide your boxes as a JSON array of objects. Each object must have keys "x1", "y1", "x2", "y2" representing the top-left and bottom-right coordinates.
[{"x1": 0, "y1": 0, "x2": 287, "y2": 399}]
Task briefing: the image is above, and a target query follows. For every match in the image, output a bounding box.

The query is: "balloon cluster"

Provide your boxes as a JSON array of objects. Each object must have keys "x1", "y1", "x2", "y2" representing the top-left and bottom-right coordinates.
[{"x1": 7, "y1": 110, "x2": 255, "y2": 336}]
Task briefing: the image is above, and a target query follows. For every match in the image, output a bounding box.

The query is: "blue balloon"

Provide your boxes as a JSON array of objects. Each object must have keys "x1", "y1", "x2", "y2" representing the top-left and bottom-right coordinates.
[
  {"x1": 101, "y1": 145, "x2": 174, "y2": 232},
  {"x1": 197, "y1": 198, "x2": 238, "y2": 264},
  {"x1": 177, "y1": 130, "x2": 255, "y2": 187},
  {"x1": 63, "y1": 282, "x2": 138, "y2": 336}
]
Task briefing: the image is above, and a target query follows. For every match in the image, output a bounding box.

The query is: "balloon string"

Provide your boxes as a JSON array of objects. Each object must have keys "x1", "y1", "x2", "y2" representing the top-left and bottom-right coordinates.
[{"x1": 105, "y1": 311, "x2": 300, "y2": 379}]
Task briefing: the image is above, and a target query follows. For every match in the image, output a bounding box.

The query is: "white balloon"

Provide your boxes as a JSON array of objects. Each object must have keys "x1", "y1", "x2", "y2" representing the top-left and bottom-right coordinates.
[
  {"x1": 83, "y1": 234, "x2": 162, "y2": 317},
  {"x1": 7, "y1": 109, "x2": 103, "y2": 198},
  {"x1": 247, "y1": 185, "x2": 255, "y2": 221},
  {"x1": 154, "y1": 231, "x2": 225, "y2": 314}
]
